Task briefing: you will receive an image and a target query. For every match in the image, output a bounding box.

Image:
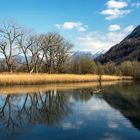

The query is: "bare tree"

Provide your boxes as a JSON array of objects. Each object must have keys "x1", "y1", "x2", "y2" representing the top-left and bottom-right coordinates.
[
  {"x1": 39, "y1": 33, "x2": 73, "y2": 73},
  {"x1": 0, "y1": 91, "x2": 71, "y2": 134},
  {"x1": 28, "y1": 35, "x2": 44, "y2": 73},
  {"x1": 0, "y1": 21, "x2": 22, "y2": 72},
  {"x1": 0, "y1": 21, "x2": 73, "y2": 73},
  {"x1": 18, "y1": 33, "x2": 44, "y2": 73}
]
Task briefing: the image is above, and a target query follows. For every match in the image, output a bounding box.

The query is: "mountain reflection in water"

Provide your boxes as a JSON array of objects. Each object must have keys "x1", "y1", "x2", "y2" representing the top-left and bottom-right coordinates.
[{"x1": 0, "y1": 82, "x2": 140, "y2": 140}]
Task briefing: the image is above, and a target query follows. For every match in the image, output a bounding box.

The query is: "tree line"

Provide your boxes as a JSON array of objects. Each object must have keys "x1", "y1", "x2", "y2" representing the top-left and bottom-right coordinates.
[
  {"x1": 0, "y1": 21, "x2": 140, "y2": 78},
  {"x1": 70, "y1": 52, "x2": 140, "y2": 79},
  {"x1": 0, "y1": 21, "x2": 73, "y2": 73}
]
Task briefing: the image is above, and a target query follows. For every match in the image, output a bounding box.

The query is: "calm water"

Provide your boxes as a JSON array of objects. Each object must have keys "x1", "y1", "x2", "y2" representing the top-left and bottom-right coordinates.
[{"x1": 0, "y1": 82, "x2": 140, "y2": 140}]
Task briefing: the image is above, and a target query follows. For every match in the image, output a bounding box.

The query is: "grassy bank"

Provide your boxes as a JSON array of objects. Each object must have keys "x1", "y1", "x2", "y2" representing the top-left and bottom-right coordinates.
[{"x1": 0, "y1": 73, "x2": 133, "y2": 85}]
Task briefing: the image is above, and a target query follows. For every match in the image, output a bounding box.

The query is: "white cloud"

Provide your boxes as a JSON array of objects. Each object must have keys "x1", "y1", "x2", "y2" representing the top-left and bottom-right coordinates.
[
  {"x1": 108, "y1": 121, "x2": 119, "y2": 129},
  {"x1": 123, "y1": 25, "x2": 134, "y2": 33},
  {"x1": 77, "y1": 25, "x2": 135, "y2": 53},
  {"x1": 62, "y1": 121, "x2": 83, "y2": 129},
  {"x1": 101, "y1": 9, "x2": 131, "y2": 20},
  {"x1": 107, "y1": 25, "x2": 134, "y2": 43},
  {"x1": 107, "y1": 31, "x2": 126, "y2": 43},
  {"x1": 107, "y1": 0, "x2": 128, "y2": 9},
  {"x1": 101, "y1": 0, "x2": 131, "y2": 20},
  {"x1": 78, "y1": 26, "x2": 87, "y2": 32},
  {"x1": 102, "y1": 133, "x2": 120, "y2": 140},
  {"x1": 78, "y1": 34, "x2": 113, "y2": 52},
  {"x1": 108, "y1": 24, "x2": 121, "y2": 31},
  {"x1": 55, "y1": 22, "x2": 88, "y2": 32},
  {"x1": 77, "y1": 97, "x2": 111, "y2": 117}
]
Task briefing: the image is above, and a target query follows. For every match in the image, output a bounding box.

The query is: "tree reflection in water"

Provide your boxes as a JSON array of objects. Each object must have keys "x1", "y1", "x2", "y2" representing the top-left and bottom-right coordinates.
[
  {"x1": 0, "y1": 82, "x2": 140, "y2": 140},
  {"x1": 0, "y1": 90, "x2": 72, "y2": 137}
]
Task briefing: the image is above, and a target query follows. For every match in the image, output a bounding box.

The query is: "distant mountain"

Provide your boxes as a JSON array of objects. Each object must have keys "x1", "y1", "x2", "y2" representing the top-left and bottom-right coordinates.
[
  {"x1": 92, "y1": 50, "x2": 106, "y2": 59},
  {"x1": 0, "y1": 55, "x2": 30, "y2": 63},
  {"x1": 13, "y1": 55, "x2": 27, "y2": 63},
  {"x1": 96, "y1": 25, "x2": 140, "y2": 64}
]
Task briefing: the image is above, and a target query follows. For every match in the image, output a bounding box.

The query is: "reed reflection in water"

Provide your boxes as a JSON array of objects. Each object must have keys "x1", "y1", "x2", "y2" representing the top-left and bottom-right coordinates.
[{"x1": 0, "y1": 81, "x2": 140, "y2": 140}]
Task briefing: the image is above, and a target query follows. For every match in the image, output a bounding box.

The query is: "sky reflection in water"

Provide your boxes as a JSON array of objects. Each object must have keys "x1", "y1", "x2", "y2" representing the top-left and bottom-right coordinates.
[{"x1": 0, "y1": 82, "x2": 140, "y2": 140}]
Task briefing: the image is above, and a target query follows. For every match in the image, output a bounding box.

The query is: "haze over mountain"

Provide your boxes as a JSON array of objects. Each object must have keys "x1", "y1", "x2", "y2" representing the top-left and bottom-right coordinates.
[{"x1": 96, "y1": 25, "x2": 140, "y2": 64}]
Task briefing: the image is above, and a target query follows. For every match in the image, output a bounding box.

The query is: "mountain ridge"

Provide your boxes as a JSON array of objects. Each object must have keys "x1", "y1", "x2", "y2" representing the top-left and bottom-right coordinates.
[{"x1": 96, "y1": 25, "x2": 140, "y2": 64}]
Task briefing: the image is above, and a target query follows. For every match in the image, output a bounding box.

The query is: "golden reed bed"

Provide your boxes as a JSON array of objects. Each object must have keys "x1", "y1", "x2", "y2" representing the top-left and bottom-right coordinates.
[
  {"x1": 0, "y1": 81, "x2": 133, "y2": 94},
  {"x1": 0, "y1": 73, "x2": 133, "y2": 85}
]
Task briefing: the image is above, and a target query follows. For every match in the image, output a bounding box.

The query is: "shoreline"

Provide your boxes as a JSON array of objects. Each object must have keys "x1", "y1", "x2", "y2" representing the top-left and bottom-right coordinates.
[
  {"x1": 0, "y1": 73, "x2": 133, "y2": 86},
  {"x1": 0, "y1": 81, "x2": 133, "y2": 94}
]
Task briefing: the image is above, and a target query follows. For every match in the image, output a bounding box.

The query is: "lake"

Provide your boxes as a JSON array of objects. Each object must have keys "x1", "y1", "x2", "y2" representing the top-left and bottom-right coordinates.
[{"x1": 0, "y1": 81, "x2": 140, "y2": 140}]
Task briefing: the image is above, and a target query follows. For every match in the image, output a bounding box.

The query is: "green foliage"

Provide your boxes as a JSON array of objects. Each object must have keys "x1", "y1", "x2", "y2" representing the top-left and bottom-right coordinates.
[
  {"x1": 70, "y1": 52, "x2": 97, "y2": 74},
  {"x1": 95, "y1": 61, "x2": 140, "y2": 79},
  {"x1": 119, "y1": 61, "x2": 134, "y2": 76},
  {"x1": 117, "y1": 61, "x2": 140, "y2": 79}
]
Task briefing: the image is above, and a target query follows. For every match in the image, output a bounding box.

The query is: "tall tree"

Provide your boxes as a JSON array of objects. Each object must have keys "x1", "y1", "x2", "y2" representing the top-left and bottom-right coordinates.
[
  {"x1": 0, "y1": 21, "x2": 22, "y2": 72},
  {"x1": 39, "y1": 33, "x2": 73, "y2": 73},
  {"x1": 18, "y1": 32, "x2": 44, "y2": 73}
]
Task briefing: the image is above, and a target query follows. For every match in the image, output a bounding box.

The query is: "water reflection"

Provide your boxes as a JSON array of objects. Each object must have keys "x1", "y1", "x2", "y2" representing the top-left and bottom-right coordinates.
[
  {"x1": 0, "y1": 82, "x2": 140, "y2": 140},
  {"x1": 101, "y1": 82, "x2": 140, "y2": 131}
]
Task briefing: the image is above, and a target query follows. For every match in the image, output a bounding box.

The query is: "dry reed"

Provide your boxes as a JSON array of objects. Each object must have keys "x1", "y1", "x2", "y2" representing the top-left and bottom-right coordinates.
[
  {"x1": 0, "y1": 81, "x2": 130, "y2": 94},
  {"x1": 0, "y1": 73, "x2": 133, "y2": 85}
]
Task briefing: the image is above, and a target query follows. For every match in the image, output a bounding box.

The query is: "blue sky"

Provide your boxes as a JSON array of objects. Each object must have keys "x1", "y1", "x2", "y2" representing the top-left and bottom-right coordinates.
[{"x1": 0, "y1": 0, "x2": 140, "y2": 53}]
